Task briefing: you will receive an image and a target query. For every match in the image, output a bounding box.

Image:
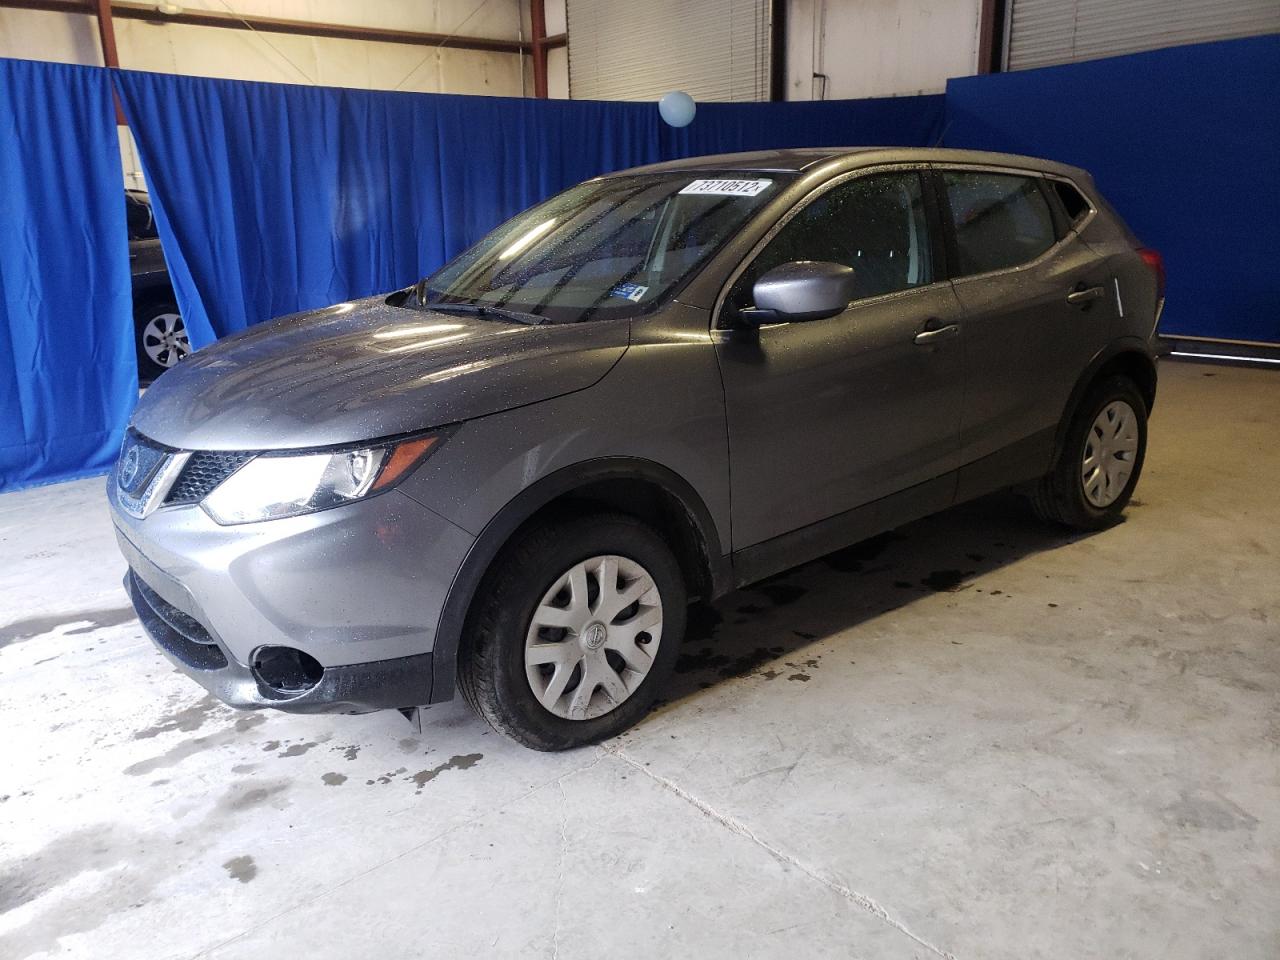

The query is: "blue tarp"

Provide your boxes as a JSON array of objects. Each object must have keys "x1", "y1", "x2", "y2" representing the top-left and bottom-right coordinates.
[
  {"x1": 3, "y1": 36, "x2": 1276, "y2": 490},
  {"x1": 0, "y1": 59, "x2": 135, "y2": 492},
  {"x1": 943, "y1": 34, "x2": 1280, "y2": 344},
  {"x1": 112, "y1": 70, "x2": 944, "y2": 346}
]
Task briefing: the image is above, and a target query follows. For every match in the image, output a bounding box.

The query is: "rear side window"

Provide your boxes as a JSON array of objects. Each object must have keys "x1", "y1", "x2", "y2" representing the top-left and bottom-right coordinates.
[
  {"x1": 943, "y1": 172, "x2": 1056, "y2": 276},
  {"x1": 1052, "y1": 180, "x2": 1091, "y2": 226}
]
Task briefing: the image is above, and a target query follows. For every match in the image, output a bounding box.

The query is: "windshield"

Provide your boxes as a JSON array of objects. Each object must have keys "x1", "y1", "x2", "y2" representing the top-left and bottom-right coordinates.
[{"x1": 416, "y1": 172, "x2": 789, "y2": 324}]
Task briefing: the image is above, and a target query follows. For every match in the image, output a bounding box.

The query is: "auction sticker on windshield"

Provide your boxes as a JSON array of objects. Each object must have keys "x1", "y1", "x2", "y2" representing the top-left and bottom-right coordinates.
[
  {"x1": 610, "y1": 282, "x2": 649, "y2": 302},
  {"x1": 679, "y1": 179, "x2": 773, "y2": 197}
]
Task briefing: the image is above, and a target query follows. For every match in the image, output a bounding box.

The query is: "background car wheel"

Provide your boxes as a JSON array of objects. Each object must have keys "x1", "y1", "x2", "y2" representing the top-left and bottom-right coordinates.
[
  {"x1": 135, "y1": 300, "x2": 190, "y2": 382},
  {"x1": 458, "y1": 513, "x2": 687, "y2": 751},
  {"x1": 1032, "y1": 374, "x2": 1148, "y2": 531}
]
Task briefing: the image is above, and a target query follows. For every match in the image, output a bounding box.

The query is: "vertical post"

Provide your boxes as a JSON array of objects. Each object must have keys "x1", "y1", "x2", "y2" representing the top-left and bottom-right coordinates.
[
  {"x1": 977, "y1": 0, "x2": 1006, "y2": 74},
  {"x1": 93, "y1": 0, "x2": 127, "y2": 123},
  {"x1": 769, "y1": 0, "x2": 787, "y2": 101},
  {"x1": 531, "y1": 0, "x2": 548, "y2": 99}
]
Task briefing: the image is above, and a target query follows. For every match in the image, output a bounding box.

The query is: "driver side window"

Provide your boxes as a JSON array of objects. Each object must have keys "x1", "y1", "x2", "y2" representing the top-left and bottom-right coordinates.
[{"x1": 725, "y1": 171, "x2": 933, "y2": 315}]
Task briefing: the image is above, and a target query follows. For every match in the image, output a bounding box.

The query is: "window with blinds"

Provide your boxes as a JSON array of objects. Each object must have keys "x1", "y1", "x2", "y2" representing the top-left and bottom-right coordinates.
[
  {"x1": 1005, "y1": 0, "x2": 1280, "y2": 71},
  {"x1": 566, "y1": 0, "x2": 771, "y2": 102}
]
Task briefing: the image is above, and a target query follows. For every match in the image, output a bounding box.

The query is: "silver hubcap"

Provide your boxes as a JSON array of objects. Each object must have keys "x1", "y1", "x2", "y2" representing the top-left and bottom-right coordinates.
[
  {"x1": 1082, "y1": 400, "x2": 1139, "y2": 507},
  {"x1": 142, "y1": 312, "x2": 190, "y2": 367},
  {"x1": 524, "y1": 554, "x2": 663, "y2": 721}
]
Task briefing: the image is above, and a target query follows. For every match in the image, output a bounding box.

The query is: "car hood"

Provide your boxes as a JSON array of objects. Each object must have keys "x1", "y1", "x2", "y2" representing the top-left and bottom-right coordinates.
[{"x1": 131, "y1": 295, "x2": 630, "y2": 450}]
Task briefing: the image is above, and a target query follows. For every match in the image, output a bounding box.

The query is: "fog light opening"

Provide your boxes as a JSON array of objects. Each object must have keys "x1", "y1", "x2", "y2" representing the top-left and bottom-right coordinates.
[{"x1": 252, "y1": 646, "x2": 324, "y2": 697}]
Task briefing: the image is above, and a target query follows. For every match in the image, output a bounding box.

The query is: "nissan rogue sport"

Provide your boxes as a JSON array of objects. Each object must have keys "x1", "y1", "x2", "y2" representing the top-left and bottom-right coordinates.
[{"x1": 109, "y1": 148, "x2": 1165, "y2": 750}]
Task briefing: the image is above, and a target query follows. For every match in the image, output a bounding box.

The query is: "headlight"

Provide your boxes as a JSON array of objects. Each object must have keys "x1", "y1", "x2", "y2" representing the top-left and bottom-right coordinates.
[{"x1": 201, "y1": 434, "x2": 441, "y2": 525}]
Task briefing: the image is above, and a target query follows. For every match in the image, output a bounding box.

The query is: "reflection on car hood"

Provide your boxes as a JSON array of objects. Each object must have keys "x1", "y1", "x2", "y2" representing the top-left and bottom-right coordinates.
[{"x1": 131, "y1": 295, "x2": 629, "y2": 450}]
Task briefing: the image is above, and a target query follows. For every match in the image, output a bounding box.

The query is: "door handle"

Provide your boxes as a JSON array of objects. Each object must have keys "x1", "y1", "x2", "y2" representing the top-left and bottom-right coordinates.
[
  {"x1": 913, "y1": 323, "x2": 959, "y2": 345},
  {"x1": 1066, "y1": 284, "x2": 1104, "y2": 306}
]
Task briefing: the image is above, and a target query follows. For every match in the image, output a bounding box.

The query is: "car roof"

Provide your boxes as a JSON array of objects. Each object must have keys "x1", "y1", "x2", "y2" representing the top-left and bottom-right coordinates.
[{"x1": 608, "y1": 147, "x2": 1089, "y2": 181}]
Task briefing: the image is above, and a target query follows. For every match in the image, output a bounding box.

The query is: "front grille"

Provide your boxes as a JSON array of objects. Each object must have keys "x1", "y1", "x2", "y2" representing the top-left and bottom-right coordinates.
[
  {"x1": 117, "y1": 430, "x2": 172, "y2": 497},
  {"x1": 127, "y1": 570, "x2": 228, "y2": 670},
  {"x1": 165, "y1": 451, "x2": 254, "y2": 505}
]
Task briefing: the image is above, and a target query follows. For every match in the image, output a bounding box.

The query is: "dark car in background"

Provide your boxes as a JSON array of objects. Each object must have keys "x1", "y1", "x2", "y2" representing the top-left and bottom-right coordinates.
[{"x1": 127, "y1": 189, "x2": 189, "y2": 382}]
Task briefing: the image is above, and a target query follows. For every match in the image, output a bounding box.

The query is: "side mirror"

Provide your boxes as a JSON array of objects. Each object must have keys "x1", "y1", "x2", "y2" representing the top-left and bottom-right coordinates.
[{"x1": 739, "y1": 261, "x2": 855, "y2": 325}]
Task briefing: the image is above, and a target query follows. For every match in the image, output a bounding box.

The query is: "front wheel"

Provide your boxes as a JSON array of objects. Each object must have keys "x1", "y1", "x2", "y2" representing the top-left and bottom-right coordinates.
[
  {"x1": 1032, "y1": 375, "x2": 1148, "y2": 530},
  {"x1": 458, "y1": 514, "x2": 686, "y2": 751},
  {"x1": 135, "y1": 300, "x2": 190, "y2": 382}
]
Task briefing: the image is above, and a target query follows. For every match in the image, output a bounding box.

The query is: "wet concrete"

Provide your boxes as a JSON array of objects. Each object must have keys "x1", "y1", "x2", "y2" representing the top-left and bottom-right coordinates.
[
  {"x1": 0, "y1": 607, "x2": 136, "y2": 650},
  {"x1": 0, "y1": 360, "x2": 1276, "y2": 959}
]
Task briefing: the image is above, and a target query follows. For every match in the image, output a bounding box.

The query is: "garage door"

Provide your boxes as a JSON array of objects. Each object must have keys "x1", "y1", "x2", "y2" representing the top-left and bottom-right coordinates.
[
  {"x1": 566, "y1": 0, "x2": 771, "y2": 101},
  {"x1": 1005, "y1": 0, "x2": 1280, "y2": 71}
]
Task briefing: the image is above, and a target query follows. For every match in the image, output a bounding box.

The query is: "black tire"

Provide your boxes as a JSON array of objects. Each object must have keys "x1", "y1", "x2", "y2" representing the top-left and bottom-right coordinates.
[
  {"x1": 458, "y1": 513, "x2": 687, "y2": 751},
  {"x1": 1032, "y1": 375, "x2": 1148, "y2": 531},
  {"x1": 134, "y1": 299, "x2": 188, "y2": 383}
]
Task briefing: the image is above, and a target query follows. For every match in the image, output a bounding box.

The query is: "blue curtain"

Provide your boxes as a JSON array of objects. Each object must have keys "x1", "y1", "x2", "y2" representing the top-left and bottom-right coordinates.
[
  {"x1": 943, "y1": 35, "x2": 1280, "y2": 344},
  {"x1": 670, "y1": 95, "x2": 946, "y2": 157},
  {"x1": 8, "y1": 40, "x2": 1273, "y2": 494},
  {"x1": 0, "y1": 59, "x2": 135, "y2": 492},
  {"x1": 113, "y1": 69, "x2": 944, "y2": 346},
  {"x1": 5, "y1": 40, "x2": 1271, "y2": 492}
]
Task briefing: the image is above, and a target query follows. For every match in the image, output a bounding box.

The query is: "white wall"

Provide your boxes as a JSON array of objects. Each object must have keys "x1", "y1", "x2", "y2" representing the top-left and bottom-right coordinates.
[
  {"x1": 551, "y1": 0, "x2": 979, "y2": 101},
  {"x1": 786, "y1": 0, "x2": 982, "y2": 100},
  {"x1": 0, "y1": 1, "x2": 525, "y2": 94},
  {"x1": 0, "y1": 0, "x2": 983, "y2": 116},
  {"x1": 0, "y1": 1, "x2": 529, "y2": 185},
  {"x1": 546, "y1": 45, "x2": 569, "y2": 99},
  {"x1": 0, "y1": 0, "x2": 980, "y2": 105}
]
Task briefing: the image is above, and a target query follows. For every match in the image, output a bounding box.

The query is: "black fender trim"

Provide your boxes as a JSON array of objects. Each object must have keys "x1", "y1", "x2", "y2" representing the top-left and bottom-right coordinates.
[
  {"x1": 428, "y1": 457, "x2": 730, "y2": 704},
  {"x1": 1052, "y1": 337, "x2": 1157, "y2": 467}
]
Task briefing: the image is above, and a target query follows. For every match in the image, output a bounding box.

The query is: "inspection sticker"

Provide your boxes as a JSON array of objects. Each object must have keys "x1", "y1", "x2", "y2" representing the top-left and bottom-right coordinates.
[
  {"x1": 610, "y1": 282, "x2": 649, "y2": 302},
  {"x1": 679, "y1": 178, "x2": 773, "y2": 197}
]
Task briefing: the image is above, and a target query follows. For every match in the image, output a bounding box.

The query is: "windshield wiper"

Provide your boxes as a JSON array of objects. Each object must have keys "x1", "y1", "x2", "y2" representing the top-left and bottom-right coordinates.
[{"x1": 422, "y1": 300, "x2": 545, "y2": 325}]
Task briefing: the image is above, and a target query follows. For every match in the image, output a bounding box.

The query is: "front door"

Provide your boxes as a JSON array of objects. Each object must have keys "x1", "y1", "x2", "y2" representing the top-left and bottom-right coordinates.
[{"x1": 713, "y1": 169, "x2": 965, "y2": 550}]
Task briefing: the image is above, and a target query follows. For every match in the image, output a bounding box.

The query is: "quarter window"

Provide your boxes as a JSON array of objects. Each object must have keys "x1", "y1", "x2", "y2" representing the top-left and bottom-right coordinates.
[
  {"x1": 1052, "y1": 179, "x2": 1091, "y2": 226},
  {"x1": 727, "y1": 171, "x2": 933, "y2": 314},
  {"x1": 943, "y1": 172, "x2": 1057, "y2": 276}
]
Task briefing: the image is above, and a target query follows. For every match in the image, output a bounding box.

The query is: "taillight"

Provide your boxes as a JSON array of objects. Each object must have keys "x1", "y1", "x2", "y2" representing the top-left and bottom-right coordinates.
[{"x1": 1139, "y1": 248, "x2": 1165, "y2": 302}]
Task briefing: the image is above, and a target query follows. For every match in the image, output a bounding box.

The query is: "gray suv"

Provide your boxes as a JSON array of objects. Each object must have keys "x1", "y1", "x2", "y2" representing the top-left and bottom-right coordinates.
[{"x1": 108, "y1": 148, "x2": 1165, "y2": 750}]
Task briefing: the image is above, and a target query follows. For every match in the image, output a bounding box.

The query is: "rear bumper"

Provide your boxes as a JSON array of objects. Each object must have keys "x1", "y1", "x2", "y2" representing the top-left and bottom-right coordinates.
[{"x1": 125, "y1": 568, "x2": 433, "y2": 713}]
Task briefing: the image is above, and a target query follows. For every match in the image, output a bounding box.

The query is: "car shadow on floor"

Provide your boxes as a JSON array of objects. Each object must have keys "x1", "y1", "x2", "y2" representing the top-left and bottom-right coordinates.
[{"x1": 654, "y1": 490, "x2": 1100, "y2": 709}]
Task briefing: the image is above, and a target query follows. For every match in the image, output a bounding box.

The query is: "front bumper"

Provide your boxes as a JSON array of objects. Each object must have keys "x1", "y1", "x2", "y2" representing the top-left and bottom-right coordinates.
[
  {"x1": 125, "y1": 569, "x2": 433, "y2": 713},
  {"x1": 110, "y1": 482, "x2": 475, "y2": 714}
]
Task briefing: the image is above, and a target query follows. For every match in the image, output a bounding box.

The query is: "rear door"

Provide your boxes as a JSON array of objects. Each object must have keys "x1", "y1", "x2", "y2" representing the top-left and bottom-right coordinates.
[
  {"x1": 713, "y1": 168, "x2": 966, "y2": 550},
  {"x1": 935, "y1": 167, "x2": 1115, "y2": 472}
]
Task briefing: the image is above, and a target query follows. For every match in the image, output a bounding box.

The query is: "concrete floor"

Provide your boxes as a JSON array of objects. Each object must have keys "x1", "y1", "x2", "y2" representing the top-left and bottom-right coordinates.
[{"x1": 0, "y1": 359, "x2": 1276, "y2": 960}]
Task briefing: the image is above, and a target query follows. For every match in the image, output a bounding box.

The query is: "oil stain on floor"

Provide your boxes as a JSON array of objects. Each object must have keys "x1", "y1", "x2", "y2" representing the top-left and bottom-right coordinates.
[
  {"x1": 222, "y1": 855, "x2": 257, "y2": 883},
  {"x1": 406, "y1": 753, "x2": 483, "y2": 794}
]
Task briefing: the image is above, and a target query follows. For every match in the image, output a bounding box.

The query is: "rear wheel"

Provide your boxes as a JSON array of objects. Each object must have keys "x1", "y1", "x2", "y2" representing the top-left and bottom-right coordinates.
[
  {"x1": 1032, "y1": 375, "x2": 1147, "y2": 530},
  {"x1": 458, "y1": 514, "x2": 686, "y2": 751}
]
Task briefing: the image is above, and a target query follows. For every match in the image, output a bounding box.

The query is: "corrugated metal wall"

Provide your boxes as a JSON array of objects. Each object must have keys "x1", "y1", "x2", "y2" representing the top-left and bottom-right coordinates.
[
  {"x1": 1006, "y1": 0, "x2": 1280, "y2": 70},
  {"x1": 567, "y1": 0, "x2": 770, "y2": 101}
]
